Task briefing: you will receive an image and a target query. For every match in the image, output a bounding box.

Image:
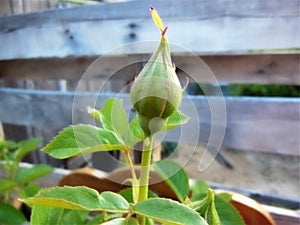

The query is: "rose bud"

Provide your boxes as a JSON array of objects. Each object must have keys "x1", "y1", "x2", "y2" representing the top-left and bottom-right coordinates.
[{"x1": 130, "y1": 8, "x2": 183, "y2": 136}]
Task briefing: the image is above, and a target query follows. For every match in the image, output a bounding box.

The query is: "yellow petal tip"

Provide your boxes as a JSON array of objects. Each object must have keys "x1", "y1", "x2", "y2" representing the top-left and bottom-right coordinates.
[{"x1": 150, "y1": 7, "x2": 165, "y2": 32}]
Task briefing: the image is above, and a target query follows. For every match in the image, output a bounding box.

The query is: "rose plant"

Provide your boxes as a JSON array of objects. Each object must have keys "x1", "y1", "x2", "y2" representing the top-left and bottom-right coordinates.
[{"x1": 21, "y1": 8, "x2": 247, "y2": 225}]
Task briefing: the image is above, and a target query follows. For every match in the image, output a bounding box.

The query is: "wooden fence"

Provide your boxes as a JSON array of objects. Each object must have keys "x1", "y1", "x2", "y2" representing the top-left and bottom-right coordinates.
[
  {"x1": 0, "y1": 0, "x2": 299, "y2": 154},
  {"x1": 0, "y1": 0, "x2": 87, "y2": 16},
  {"x1": 0, "y1": 0, "x2": 56, "y2": 16}
]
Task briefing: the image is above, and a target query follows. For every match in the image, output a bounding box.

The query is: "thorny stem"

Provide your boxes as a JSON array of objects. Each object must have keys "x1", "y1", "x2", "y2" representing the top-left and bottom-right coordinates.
[{"x1": 137, "y1": 135, "x2": 154, "y2": 225}]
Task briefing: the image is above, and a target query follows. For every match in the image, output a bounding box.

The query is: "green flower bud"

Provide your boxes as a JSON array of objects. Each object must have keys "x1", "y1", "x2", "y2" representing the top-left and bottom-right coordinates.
[{"x1": 130, "y1": 8, "x2": 183, "y2": 136}]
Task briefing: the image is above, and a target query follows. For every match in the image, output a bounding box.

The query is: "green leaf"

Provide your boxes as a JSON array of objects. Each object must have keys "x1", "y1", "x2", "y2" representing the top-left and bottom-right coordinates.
[
  {"x1": 191, "y1": 180, "x2": 209, "y2": 201},
  {"x1": 19, "y1": 183, "x2": 41, "y2": 198},
  {"x1": 0, "y1": 203, "x2": 27, "y2": 225},
  {"x1": 119, "y1": 188, "x2": 158, "y2": 204},
  {"x1": 60, "y1": 209, "x2": 89, "y2": 224},
  {"x1": 217, "y1": 192, "x2": 232, "y2": 202},
  {"x1": 90, "y1": 98, "x2": 145, "y2": 147},
  {"x1": 190, "y1": 181, "x2": 241, "y2": 225},
  {"x1": 43, "y1": 124, "x2": 126, "y2": 159},
  {"x1": 33, "y1": 208, "x2": 91, "y2": 225},
  {"x1": 0, "y1": 179, "x2": 16, "y2": 194},
  {"x1": 0, "y1": 140, "x2": 18, "y2": 151},
  {"x1": 14, "y1": 138, "x2": 42, "y2": 162},
  {"x1": 128, "y1": 110, "x2": 188, "y2": 143},
  {"x1": 15, "y1": 164, "x2": 53, "y2": 184},
  {"x1": 146, "y1": 217, "x2": 154, "y2": 225},
  {"x1": 119, "y1": 188, "x2": 135, "y2": 204},
  {"x1": 134, "y1": 198, "x2": 207, "y2": 225},
  {"x1": 154, "y1": 160, "x2": 189, "y2": 202},
  {"x1": 206, "y1": 191, "x2": 221, "y2": 225},
  {"x1": 215, "y1": 195, "x2": 246, "y2": 225},
  {"x1": 85, "y1": 214, "x2": 103, "y2": 225},
  {"x1": 126, "y1": 218, "x2": 140, "y2": 225},
  {"x1": 129, "y1": 115, "x2": 145, "y2": 139},
  {"x1": 100, "y1": 98, "x2": 129, "y2": 137},
  {"x1": 22, "y1": 186, "x2": 100, "y2": 211},
  {"x1": 87, "y1": 107, "x2": 102, "y2": 123},
  {"x1": 165, "y1": 110, "x2": 189, "y2": 130},
  {"x1": 22, "y1": 187, "x2": 130, "y2": 213},
  {"x1": 31, "y1": 206, "x2": 64, "y2": 225},
  {"x1": 124, "y1": 115, "x2": 146, "y2": 147},
  {"x1": 192, "y1": 189, "x2": 221, "y2": 225},
  {"x1": 101, "y1": 217, "x2": 139, "y2": 225},
  {"x1": 88, "y1": 98, "x2": 129, "y2": 137},
  {"x1": 98, "y1": 191, "x2": 130, "y2": 213}
]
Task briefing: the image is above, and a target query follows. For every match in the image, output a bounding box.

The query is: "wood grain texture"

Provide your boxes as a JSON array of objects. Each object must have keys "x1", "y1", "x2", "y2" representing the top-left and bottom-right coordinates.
[
  {"x1": 0, "y1": 88, "x2": 299, "y2": 155},
  {"x1": 0, "y1": 0, "x2": 299, "y2": 59},
  {"x1": 1, "y1": 0, "x2": 299, "y2": 30},
  {"x1": 0, "y1": 0, "x2": 57, "y2": 16},
  {"x1": 0, "y1": 123, "x2": 4, "y2": 139},
  {"x1": 0, "y1": 54, "x2": 299, "y2": 84},
  {"x1": 264, "y1": 205, "x2": 300, "y2": 225}
]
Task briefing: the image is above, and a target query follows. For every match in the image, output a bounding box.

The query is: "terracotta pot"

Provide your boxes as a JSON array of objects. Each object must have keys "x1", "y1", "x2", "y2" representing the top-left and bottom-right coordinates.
[
  {"x1": 59, "y1": 166, "x2": 177, "y2": 199},
  {"x1": 215, "y1": 190, "x2": 276, "y2": 225},
  {"x1": 59, "y1": 167, "x2": 276, "y2": 225}
]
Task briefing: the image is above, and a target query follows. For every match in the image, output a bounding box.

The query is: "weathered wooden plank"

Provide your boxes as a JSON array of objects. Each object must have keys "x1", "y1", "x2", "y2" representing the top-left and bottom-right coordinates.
[
  {"x1": 0, "y1": 0, "x2": 57, "y2": 16},
  {"x1": 0, "y1": 88, "x2": 299, "y2": 155},
  {"x1": 0, "y1": 54, "x2": 299, "y2": 85},
  {"x1": 0, "y1": 0, "x2": 299, "y2": 59},
  {"x1": 263, "y1": 205, "x2": 300, "y2": 225},
  {"x1": 2, "y1": 0, "x2": 299, "y2": 30},
  {"x1": 177, "y1": 54, "x2": 300, "y2": 85},
  {"x1": 0, "y1": 123, "x2": 4, "y2": 139},
  {"x1": 222, "y1": 97, "x2": 300, "y2": 154}
]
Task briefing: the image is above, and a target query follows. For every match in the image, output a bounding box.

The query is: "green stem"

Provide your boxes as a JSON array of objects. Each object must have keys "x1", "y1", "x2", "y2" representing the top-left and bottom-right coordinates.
[
  {"x1": 124, "y1": 149, "x2": 137, "y2": 182},
  {"x1": 124, "y1": 149, "x2": 141, "y2": 204},
  {"x1": 4, "y1": 160, "x2": 17, "y2": 204},
  {"x1": 137, "y1": 135, "x2": 154, "y2": 224}
]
